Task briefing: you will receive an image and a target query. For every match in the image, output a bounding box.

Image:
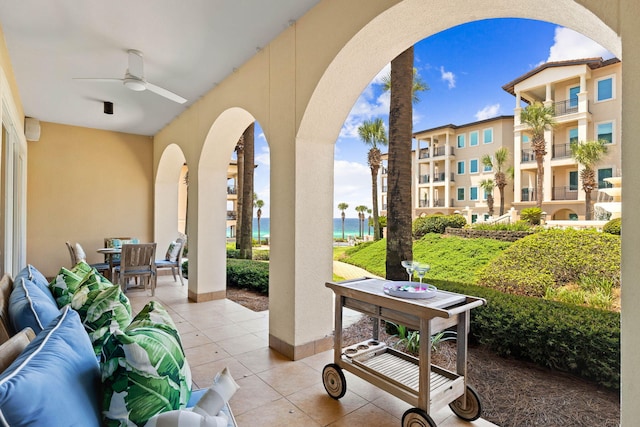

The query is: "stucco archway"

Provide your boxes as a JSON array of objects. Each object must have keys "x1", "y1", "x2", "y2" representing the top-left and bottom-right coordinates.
[
  {"x1": 155, "y1": 143, "x2": 187, "y2": 255},
  {"x1": 190, "y1": 107, "x2": 256, "y2": 301}
]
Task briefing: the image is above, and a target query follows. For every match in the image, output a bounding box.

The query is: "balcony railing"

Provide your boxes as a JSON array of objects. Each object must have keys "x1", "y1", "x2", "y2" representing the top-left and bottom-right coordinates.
[
  {"x1": 553, "y1": 99, "x2": 580, "y2": 116},
  {"x1": 433, "y1": 146, "x2": 454, "y2": 157},
  {"x1": 552, "y1": 143, "x2": 572, "y2": 159},
  {"x1": 521, "y1": 149, "x2": 535, "y2": 163},
  {"x1": 226, "y1": 210, "x2": 237, "y2": 220},
  {"x1": 521, "y1": 188, "x2": 537, "y2": 202},
  {"x1": 381, "y1": 185, "x2": 388, "y2": 192},
  {"x1": 227, "y1": 186, "x2": 237, "y2": 195},
  {"x1": 381, "y1": 167, "x2": 388, "y2": 175},
  {"x1": 553, "y1": 186, "x2": 578, "y2": 200},
  {"x1": 432, "y1": 172, "x2": 446, "y2": 182},
  {"x1": 419, "y1": 174, "x2": 429, "y2": 184},
  {"x1": 419, "y1": 148, "x2": 430, "y2": 159},
  {"x1": 382, "y1": 203, "x2": 387, "y2": 210},
  {"x1": 419, "y1": 199, "x2": 429, "y2": 207}
]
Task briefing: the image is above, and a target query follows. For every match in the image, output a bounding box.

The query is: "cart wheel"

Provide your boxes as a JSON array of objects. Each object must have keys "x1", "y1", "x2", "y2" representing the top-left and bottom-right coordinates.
[
  {"x1": 449, "y1": 385, "x2": 482, "y2": 421},
  {"x1": 402, "y1": 408, "x2": 436, "y2": 427},
  {"x1": 322, "y1": 363, "x2": 346, "y2": 399}
]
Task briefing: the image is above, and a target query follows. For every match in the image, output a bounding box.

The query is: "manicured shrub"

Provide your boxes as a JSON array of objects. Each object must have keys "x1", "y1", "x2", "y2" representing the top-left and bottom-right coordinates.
[
  {"x1": 469, "y1": 221, "x2": 534, "y2": 232},
  {"x1": 252, "y1": 249, "x2": 270, "y2": 261},
  {"x1": 413, "y1": 214, "x2": 466, "y2": 238},
  {"x1": 476, "y1": 228, "x2": 620, "y2": 297},
  {"x1": 431, "y1": 279, "x2": 620, "y2": 390},
  {"x1": 226, "y1": 248, "x2": 240, "y2": 259},
  {"x1": 520, "y1": 207, "x2": 542, "y2": 225},
  {"x1": 226, "y1": 259, "x2": 269, "y2": 294},
  {"x1": 603, "y1": 217, "x2": 621, "y2": 235}
]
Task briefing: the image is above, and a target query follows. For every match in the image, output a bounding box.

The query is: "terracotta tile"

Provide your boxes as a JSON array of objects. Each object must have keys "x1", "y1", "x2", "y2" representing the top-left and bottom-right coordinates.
[
  {"x1": 257, "y1": 361, "x2": 320, "y2": 396},
  {"x1": 217, "y1": 332, "x2": 268, "y2": 356},
  {"x1": 190, "y1": 357, "x2": 252, "y2": 390},
  {"x1": 326, "y1": 402, "x2": 400, "y2": 427},
  {"x1": 201, "y1": 323, "x2": 251, "y2": 342},
  {"x1": 235, "y1": 347, "x2": 292, "y2": 374},
  {"x1": 234, "y1": 397, "x2": 321, "y2": 426},
  {"x1": 180, "y1": 330, "x2": 213, "y2": 349},
  {"x1": 184, "y1": 342, "x2": 230, "y2": 367},
  {"x1": 287, "y1": 382, "x2": 367, "y2": 425},
  {"x1": 229, "y1": 375, "x2": 282, "y2": 415}
]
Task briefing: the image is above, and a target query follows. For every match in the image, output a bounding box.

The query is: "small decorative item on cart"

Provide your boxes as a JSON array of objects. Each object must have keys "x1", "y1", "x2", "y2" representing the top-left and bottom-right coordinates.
[{"x1": 384, "y1": 282, "x2": 438, "y2": 299}]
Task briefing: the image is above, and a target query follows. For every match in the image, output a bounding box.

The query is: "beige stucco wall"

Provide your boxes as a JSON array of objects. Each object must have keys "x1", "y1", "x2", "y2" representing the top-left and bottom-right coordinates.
[{"x1": 27, "y1": 122, "x2": 154, "y2": 276}]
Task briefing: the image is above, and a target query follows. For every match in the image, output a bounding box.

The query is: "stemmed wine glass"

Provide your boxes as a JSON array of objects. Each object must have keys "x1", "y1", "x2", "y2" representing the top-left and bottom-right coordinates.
[
  {"x1": 414, "y1": 264, "x2": 430, "y2": 284},
  {"x1": 400, "y1": 260, "x2": 416, "y2": 282}
]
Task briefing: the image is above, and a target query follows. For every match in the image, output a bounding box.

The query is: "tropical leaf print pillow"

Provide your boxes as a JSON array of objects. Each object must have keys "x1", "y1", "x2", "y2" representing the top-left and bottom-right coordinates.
[
  {"x1": 101, "y1": 301, "x2": 191, "y2": 427},
  {"x1": 48, "y1": 261, "x2": 93, "y2": 307},
  {"x1": 71, "y1": 283, "x2": 132, "y2": 356}
]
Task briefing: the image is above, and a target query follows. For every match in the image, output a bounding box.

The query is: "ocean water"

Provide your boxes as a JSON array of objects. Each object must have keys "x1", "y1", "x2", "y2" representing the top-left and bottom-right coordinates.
[{"x1": 227, "y1": 218, "x2": 373, "y2": 239}]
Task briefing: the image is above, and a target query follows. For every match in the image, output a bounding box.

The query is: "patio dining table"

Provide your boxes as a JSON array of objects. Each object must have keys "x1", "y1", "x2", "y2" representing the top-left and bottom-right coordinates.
[{"x1": 96, "y1": 247, "x2": 121, "y2": 280}]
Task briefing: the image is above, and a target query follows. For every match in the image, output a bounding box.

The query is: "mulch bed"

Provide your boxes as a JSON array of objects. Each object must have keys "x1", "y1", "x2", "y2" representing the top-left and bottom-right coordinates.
[{"x1": 227, "y1": 288, "x2": 620, "y2": 427}]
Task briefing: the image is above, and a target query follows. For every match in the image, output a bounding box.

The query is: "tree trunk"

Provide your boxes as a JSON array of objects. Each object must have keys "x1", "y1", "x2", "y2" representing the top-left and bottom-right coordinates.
[
  {"x1": 239, "y1": 123, "x2": 254, "y2": 259},
  {"x1": 235, "y1": 137, "x2": 244, "y2": 249},
  {"x1": 498, "y1": 184, "x2": 505, "y2": 216},
  {"x1": 585, "y1": 190, "x2": 592, "y2": 220},
  {"x1": 341, "y1": 212, "x2": 345, "y2": 240},
  {"x1": 257, "y1": 209, "x2": 262, "y2": 244},
  {"x1": 386, "y1": 47, "x2": 414, "y2": 281},
  {"x1": 536, "y1": 157, "x2": 544, "y2": 209},
  {"x1": 371, "y1": 165, "x2": 381, "y2": 241}
]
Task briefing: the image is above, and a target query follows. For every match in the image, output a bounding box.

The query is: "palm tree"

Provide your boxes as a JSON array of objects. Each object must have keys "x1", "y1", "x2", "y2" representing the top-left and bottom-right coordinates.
[
  {"x1": 367, "y1": 208, "x2": 372, "y2": 236},
  {"x1": 381, "y1": 68, "x2": 429, "y2": 103},
  {"x1": 385, "y1": 47, "x2": 416, "y2": 281},
  {"x1": 355, "y1": 205, "x2": 368, "y2": 238},
  {"x1": 238, "y1": 123, "x2": 255, "y2": 259},
  {"x1": 255, "y1": 198, "x2": 265, "y2": 244},
  {"x1": 338, "y1": 202, "x2": 349, "y2": 240},
  {"x1": 234, "y1": 135, "x2": 244, "y2": 242},
  {"x1": 358, "y1": 118, "x2": 388, "y2": 241},
  {"x1": 570, "y1": 140, "x2": 608, "y2": 220},
  {"x1": 520, "y1": 102, "x2": 556, "y2": 209},
  {"x1": 481, "y1": 147, "x2": 510, "y2": 216},
  {"x1": 479, "y1": 179, "x2": 496, "y2": 217}
]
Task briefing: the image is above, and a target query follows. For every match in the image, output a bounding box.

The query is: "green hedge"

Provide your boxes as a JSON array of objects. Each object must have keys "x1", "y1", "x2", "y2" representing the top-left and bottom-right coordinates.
[
  {"x1": 431, "y1": 279, "x2": 620, "y2": 390},
  {"x1": 413, "y1": 214, "x2": 466, "y2": 238},
  {"x1": 226, "y1": 259, "x2": 269, "y2": 294},
  {"x1": 476, "y1": 228, "x2": 621, "y2": 297},
  {"x1": 603, "y1": 217, "x2": 621, "y2": 235}
]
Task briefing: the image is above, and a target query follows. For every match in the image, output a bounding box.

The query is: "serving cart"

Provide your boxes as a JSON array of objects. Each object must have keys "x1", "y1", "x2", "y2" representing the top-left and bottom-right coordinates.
[{"x1": 322, "y1": 277, "x2": 486, "y2": 427}]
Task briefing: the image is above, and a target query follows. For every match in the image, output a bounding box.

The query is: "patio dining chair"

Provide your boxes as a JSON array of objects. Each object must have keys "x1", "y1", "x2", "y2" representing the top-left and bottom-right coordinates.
[
  {"x1": 65, "y1": 241, "x2": 111, "y2": 277},
  {"x1": 155, "y1": 237, "x2": 186, "y2": 286},
  {"x1": 114, "y1": 243, "x2": 157, "y2": 295}
]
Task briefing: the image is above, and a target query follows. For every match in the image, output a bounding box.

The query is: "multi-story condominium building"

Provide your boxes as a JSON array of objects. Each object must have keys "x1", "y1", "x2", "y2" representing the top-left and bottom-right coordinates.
[
  {"x1": 502, "y1": 57, "x2": 621, "y2": 220},
  {"x1": 380, "y1": 57, "x2": 621, "y2": 223},
  {"x1": 226, "y1": 161, "x2": 239, "y2": 237},
  {"x1": 380, "y1": 115, "x2": 515, "y2": 222}
]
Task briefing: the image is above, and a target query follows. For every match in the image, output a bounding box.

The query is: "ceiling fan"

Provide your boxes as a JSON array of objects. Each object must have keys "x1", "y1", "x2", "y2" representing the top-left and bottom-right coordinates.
[{"x1": 74, "y1": 49, "x2": 187, "y2": 104}]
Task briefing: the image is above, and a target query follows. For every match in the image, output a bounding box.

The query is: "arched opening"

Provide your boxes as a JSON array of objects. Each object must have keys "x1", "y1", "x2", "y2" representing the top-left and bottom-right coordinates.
[
  {"x1": 191, "y1": 107, "x2": 258, "y2": 301},
  {"x1": 155, "y1": 143, "x2": 187, "y2": 257},
  {"x1": 553, "y1": 208, "x2": 579, "y2": 220}
]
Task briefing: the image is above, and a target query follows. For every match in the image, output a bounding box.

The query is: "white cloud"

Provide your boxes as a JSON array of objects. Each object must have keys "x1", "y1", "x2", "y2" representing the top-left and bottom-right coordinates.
[
  {"x1": 372, "y1": 63, "x2": 391, "y2": 85},
  {"x1": 334, "y1": 160, "x2": 373, "y2": 217},
  {"x1": 546, "y1": 27, "x2": 614, "y2": 63},
  {"x1": 440, "y1": 66, "x2": 456, "y2": 89},
  {"x1": 339, "y1": 89, "x2": 390, "y2": 139},
  {"x1": 255, "y1": 144, "x2": 270, "y2": 166},
  {"x1": 475, "y1": 104, "x2": 501, "y2": 121}
]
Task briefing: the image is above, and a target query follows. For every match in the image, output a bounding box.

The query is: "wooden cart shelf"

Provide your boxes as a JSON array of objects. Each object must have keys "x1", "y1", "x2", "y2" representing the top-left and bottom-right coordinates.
[{"x1": 322, "y1": 277, "x2": 486, "y2": 427}]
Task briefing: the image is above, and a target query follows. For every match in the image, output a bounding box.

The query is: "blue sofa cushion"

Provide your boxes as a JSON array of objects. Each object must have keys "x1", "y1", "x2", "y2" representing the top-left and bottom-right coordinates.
[
  {"x1": 9, "y1": 277, "x2": 61, "y2": 334},
  {"x1": 0, "y1": 307, "x2": 102, "y2": 427},
  {"x1": 14, "y1": 265, "x2": 56, "y2": 305}
]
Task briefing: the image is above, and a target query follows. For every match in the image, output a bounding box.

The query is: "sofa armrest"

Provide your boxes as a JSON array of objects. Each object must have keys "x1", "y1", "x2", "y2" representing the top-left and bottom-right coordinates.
[{"x1": 0, "y1": 327, "x2": 36, "y2": 373}]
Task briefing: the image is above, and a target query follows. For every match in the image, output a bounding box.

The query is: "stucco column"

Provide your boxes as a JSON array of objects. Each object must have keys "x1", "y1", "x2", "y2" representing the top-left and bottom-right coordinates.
[
  {"x1": 444, "y1": 133, "x2": 451, "y2": 207},
  {"x1": 513, "y1": 132, "x2": 522, "y2": 203},
  {"x1": 543, "y1": 129, "x2": 553, "y2": 202},
  {"x1": 268, "y1": 137, "x2": 334, "y2": 360},
  {"x1": 621, "y1": 0, "x2": 640, "y2": 423}
]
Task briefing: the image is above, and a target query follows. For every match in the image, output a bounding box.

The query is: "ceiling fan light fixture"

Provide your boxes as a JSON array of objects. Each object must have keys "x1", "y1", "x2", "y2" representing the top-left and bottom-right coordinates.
[
  {"x1": 104, "y1": 101, "x2": 113, "y2": 115},
  {"x1": 123, "y1": 77, "x2": 146, "y2": 91}
]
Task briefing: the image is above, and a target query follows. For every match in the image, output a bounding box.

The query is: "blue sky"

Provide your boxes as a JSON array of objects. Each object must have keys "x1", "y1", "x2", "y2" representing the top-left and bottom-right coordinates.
[{"x1": 248, "y1": 18, "x2": 613, "y2": 218}]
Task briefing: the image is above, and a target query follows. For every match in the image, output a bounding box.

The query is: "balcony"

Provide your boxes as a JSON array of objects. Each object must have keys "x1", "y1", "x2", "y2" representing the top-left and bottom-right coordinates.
[
  {"x1": 521, "y1": 188, "x2": 537, "y2": 202},
  {"x1": 419, "y1": 199, "x2": 429, "y2": 207},
  {"x1": 432, "y1": 172, "x2": 446, "y2": 182},
  {"x1": 552, "y1": 143, "x2": 572, "y2": 159},
  {"x1": 226, "y1": 210, "x2": 237, "y2": 220},
  {"x1": 433, "y1": 146, "x2": 454, "y2": 157},
  {"x1": 381, "y1": 185, "x2": 388, "y2": 192},
  {"x1": 419, "y1": 148, "x2": 430, "y2": 159},
  {"x1": 381, "y1": 167, "x2": 388, "y2": 175},
  {"x1": 227, "y1": 186, "x2": 237, "y2": 195},
  {"x1": 553, "y1": 99, "x2": 580, "y2": 116},
  {"x1": 419, "y1": 174, "x2": 429, "y2": 184},
  {"x1": 553, "y1": 186, "x2": 578, "y2": 200},
  {"x1": 521, "y1": 149, "x2": 535, "y2": 163}
]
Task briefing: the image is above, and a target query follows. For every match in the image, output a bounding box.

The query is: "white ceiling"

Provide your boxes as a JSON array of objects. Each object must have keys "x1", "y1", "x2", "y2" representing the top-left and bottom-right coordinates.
[{"x1": 0, "y1": 1, "x2": 321, "y2": 136}]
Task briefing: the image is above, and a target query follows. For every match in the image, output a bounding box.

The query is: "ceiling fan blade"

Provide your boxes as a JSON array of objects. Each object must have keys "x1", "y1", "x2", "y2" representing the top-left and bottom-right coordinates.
[
  {"x1": 127, "y1": 49, "x2": 144, "y2": 78},
  {"x1": 73, "y1": 77, "x2": 123, "y2": 83},
  {"x1": 145, "y1": 82, "x2": 187, "y2": 104}
]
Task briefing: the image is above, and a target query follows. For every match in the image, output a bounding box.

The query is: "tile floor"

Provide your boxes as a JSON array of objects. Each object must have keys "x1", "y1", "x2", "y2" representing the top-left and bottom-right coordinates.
[{"x1": 129, "y1": 275, "x2": 497, "y2": 426}]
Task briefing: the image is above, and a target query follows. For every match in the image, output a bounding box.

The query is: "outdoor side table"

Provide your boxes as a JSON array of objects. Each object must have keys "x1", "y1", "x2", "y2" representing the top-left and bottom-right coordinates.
[{"x1": 323, "y1": 277, "x2": 486, "y2": 427}]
